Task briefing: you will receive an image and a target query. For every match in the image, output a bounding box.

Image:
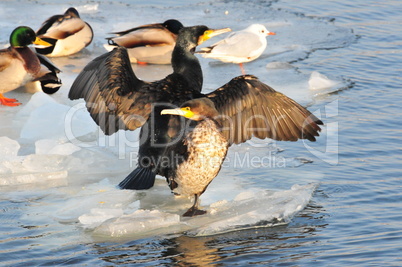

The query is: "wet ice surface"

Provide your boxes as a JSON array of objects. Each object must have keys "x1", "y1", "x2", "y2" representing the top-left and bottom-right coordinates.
[{"x1": 0, "y1": 0, "x2": 354, "y2": 243}]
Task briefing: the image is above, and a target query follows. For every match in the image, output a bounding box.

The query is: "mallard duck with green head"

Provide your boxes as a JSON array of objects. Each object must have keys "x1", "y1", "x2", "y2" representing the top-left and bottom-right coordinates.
[{"x1": 0, "y1": 26, "x2": 61, "y2": 106}]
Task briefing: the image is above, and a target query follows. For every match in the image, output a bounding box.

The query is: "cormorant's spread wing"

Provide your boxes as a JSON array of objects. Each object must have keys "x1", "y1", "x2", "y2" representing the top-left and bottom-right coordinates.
[
  {"x1": 69, "y1": 47, "x2": 156, "y2": 135},
  {"x1": 206, "y1": 75, "x2": 323, "y2": 145}
]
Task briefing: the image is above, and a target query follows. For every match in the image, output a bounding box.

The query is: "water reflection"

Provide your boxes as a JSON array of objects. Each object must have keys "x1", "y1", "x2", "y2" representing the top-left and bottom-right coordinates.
[
  {"x1": 165, "y1": 236, "x2": 220, "y2": 266},
  {"x1": 94, "y1": 235, "x2": 221, "y2": 265}
]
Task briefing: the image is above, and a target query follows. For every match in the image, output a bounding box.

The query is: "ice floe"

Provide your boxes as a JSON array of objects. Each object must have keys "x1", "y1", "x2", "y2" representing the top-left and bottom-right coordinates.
[{"x1": 47, "y1": 179, "x2": 318, "y2": 239}]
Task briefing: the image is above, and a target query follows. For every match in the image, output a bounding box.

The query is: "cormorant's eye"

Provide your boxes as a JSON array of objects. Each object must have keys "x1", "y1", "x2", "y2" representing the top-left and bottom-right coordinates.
[{"x1": 204, "y1": 30, "x2": 213, "y2": 36}]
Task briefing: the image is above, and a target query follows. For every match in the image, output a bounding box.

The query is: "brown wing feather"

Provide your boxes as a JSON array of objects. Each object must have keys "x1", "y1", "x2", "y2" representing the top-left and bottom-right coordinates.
[
  {"x1": 68, "y1": 47, "x2": 161, "y2": 135},
  {"x1": 206, "y1": 75, "x2": 323, "y2": 145}
]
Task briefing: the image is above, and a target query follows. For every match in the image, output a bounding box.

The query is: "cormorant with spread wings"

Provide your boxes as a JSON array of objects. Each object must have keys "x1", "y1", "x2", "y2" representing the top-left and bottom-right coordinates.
[{"x1": 69, "y1": 25, "x2": 323, "y2": 217}]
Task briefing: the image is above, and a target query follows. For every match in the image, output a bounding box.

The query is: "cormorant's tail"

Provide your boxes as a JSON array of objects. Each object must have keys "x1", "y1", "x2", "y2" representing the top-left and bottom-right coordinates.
[{"x1": 118, "y1": 167, "x2": 156, "y2": 190}]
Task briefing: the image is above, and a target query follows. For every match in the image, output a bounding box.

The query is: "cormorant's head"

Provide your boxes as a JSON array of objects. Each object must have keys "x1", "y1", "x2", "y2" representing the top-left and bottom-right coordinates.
[
  {"x1": 163, "y1": 19, "x2": 184, "y2": 34},
  {"x1": 161, "y1": 98, "x2": 219, "y2": 121},
  {"x1": 176, "y1": 25, "x2": 231, "y2": 49}
]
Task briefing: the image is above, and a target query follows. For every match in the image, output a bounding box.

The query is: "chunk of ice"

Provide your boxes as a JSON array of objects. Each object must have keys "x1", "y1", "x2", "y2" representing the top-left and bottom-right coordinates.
[
  {"x1": 55, "y1": 179, "x2": 137, "y2": 223},
  {"x1": 0, "y1": 136, "x2": 20, "y2": 161},
  {"x1": 266, "y1": 61, "x2": 295, "y2": 70},
  {"x1": 93, "y1": 210, "x2": 181, "y2": 237},
  {"x1": 187, "y1": 183, "x2": 318, "y2": 236},
  {"x1": 19, "y1": 92, "x2": 97, "y2": 141},
  {"x1": 75, "y1": 3, "x2": 99, "y2": 13},
  {"x1": 35, "y1": 139, "x2": 81, "y2": 155},
  {"x1": 79, "y1": 208, "x2": 124, "y2": 229},
  {"x1": 0, "y1": 171, "x2": 68, "y2": 186},
  {"x1": 309, "y1": 71, "x2": 341, "y2": 90},
  {"x1": 72, "y1": 182, "x2": 317, "y2": 239}
]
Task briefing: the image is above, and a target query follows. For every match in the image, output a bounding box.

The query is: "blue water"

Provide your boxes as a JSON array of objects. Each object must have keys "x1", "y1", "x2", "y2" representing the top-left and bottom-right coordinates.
[
  {"x1": 1, "y1": 0, "x2": 402, "y2": 266},
  {"x1": 279, "y1": 0, "x2": 402, "y2": 265}
]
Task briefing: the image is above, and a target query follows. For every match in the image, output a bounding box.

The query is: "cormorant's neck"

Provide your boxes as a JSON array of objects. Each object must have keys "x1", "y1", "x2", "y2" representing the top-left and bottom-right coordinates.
[{"x1": 172, "y1": 45, "x2": 203, "y2": 91}]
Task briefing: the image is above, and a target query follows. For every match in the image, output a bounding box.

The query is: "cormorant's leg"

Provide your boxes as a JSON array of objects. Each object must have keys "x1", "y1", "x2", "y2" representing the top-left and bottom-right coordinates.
[{"x1": 183, "y1": 194, "x2": 206, "y2": 217}]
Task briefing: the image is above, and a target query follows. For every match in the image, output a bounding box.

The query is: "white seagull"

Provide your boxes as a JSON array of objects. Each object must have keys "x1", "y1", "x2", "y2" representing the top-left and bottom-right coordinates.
[{"x1": 198, "y1": 24, "x2": 275, "y2": 74}]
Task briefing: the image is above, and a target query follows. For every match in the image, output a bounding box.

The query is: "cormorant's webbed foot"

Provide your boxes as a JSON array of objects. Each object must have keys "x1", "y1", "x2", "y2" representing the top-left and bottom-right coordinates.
[
  {"x1": 182, "y1": 194, "x2": 206, "y2": 217},
  {"x1": 183, "y1": 206, "x2": 207, "y2": 217}
]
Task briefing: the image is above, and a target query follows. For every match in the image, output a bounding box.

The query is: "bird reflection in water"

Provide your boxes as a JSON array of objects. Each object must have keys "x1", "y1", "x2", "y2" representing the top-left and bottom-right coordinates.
[{"x1": 164, "y1": 235, "x2": 220, "y2": 266}]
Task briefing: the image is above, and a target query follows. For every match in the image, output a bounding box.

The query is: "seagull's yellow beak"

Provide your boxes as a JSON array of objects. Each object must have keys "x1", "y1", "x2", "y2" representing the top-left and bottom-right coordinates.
[{"x1": 198, "y1": 27, "x2": 231, "y2": 45}]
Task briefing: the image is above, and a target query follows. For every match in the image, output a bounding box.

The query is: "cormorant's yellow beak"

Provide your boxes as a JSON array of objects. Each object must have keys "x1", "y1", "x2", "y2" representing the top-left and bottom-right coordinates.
[
  {"x1": 161, "y1": 107, "x2": 194, "y2": 119},
  {"x1": 198, "y1": 28, "x2": 231, "y2": 45},
  {"x1": 33, "y1": 37, "x2": 52, "y2": 47}
]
